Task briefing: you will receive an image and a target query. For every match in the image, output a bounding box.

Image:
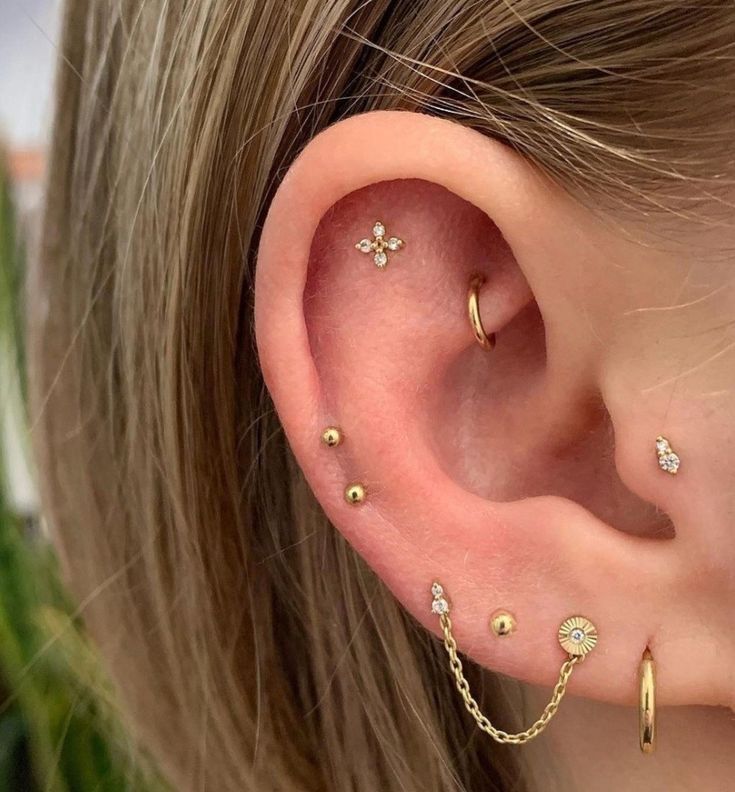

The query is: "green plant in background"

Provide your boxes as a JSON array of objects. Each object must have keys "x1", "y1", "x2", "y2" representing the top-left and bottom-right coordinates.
[{"x1": 0, "y1": 151, "x2": 163, "y2": 791}]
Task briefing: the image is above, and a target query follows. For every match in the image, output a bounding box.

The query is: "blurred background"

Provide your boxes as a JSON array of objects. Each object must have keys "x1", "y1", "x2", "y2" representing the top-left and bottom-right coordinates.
[{"x1": 1, "y1": 2, "x2": 161, "y2": 789}]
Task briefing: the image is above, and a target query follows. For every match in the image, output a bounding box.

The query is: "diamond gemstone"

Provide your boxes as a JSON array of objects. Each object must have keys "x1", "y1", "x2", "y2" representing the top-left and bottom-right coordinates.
[
  {"x1": 374, "y1": 251, "x2": 388, "y2": 268},
  {"x1": 659, "y1": 452, "x2": 680, "y2": 474},
  {"x1": 357, "y1": 238, "x2": 372, "y2": 253},
  {"x1": 373, "y1": 223, "x2": 385, "y2": 238},
  {"x1": 431, "y1": 598, "x2": 449, "y2": 615},
  {"x1": 570, "y1": 628, "x2": 586, "y2": 643},
  {"x1": 387, "y1": 237, "x2": 402, "y2": 251},
  {"x1": 656, "y1": 438, "x2": 670, "y2": 453},
  {"x1": 431, "y1": 582, "x2": 443, "y2": 597}
]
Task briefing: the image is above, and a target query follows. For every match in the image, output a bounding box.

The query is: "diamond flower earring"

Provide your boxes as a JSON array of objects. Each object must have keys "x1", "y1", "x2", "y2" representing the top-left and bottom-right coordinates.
[
  {"x1": 355, "y1": 221, "x2": 405, "y2": 269},
  {"x1": 430, "y1": 581, "x2": 598, "y2": 745},
  {"x1": 656, "y1": 435, "x2": 680, "y2": 475}
]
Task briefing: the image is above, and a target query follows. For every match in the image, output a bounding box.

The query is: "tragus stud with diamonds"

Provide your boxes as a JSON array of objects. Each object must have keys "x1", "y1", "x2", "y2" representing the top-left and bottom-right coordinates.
[
  {"x1": 355, "y1": 221, "x2": 404, "y2": 269},
  {"x1": 655, "y1": 435, "x2": 680, "y2": 475}
]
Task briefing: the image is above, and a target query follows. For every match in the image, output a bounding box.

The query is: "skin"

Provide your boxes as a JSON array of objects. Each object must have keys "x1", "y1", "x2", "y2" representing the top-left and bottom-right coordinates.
[{"x1": 255, "y1": 110, "x2": 735, "y2": 791}]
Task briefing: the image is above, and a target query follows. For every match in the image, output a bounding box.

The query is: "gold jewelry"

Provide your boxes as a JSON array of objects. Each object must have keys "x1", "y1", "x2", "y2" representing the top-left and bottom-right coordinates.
[
  {"x1": 431, "y1": 582, "x2": 597, "y2": 744},
  {"x1": 344, "y1": 483, "x2": 366, "y2": 505},
  {"x1": 490, "y1": 610, "x2": 517, "y2": 637},
  {"x1": 321, "y1": 427, "x2": 343, "y2": 448},
  {"x1": 355, "y1": 221, "x2": 405, "y2": 269},
  {"x1": 656, "y1": 436, "x2": 680, "y2": 475},
  {"x1": 639, "y1": 648, "x2": 656, "y2": 754},
  {"x1": 468, "y1": 275, "x2": 496, "y2": 351}
]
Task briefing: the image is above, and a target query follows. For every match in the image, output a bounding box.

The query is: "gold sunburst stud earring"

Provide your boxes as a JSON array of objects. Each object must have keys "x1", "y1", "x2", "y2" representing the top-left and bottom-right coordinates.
[
  {"x1": 321, "y1": 427, "x2": 343, "y2": 448},
  {"x1": 355, "y1": 221, "x2": 405, "y2": 269},
  {"x1": 656, "y1": 436, "x2": 680, "y2": 475},
  {"x1": 558, "y1": 616, "x2": 598, "y2": 656}
]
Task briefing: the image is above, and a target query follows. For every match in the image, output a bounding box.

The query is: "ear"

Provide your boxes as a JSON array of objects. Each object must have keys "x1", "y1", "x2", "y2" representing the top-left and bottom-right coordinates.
[{"x1": 255, "y1": 111, "x2": 733, "y2": 710}]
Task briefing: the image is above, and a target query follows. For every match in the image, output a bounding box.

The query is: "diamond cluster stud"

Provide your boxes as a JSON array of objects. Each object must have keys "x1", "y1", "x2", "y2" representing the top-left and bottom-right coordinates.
[
  {"x1": 430, "y1": 581, "x2": 450, "y2": 616},
  {"x1": 355, "y1": 221, "x2": 404, "y2": 269},
  {"x1": 655, "y1": 436, "x2": 680, "y2": 475}
]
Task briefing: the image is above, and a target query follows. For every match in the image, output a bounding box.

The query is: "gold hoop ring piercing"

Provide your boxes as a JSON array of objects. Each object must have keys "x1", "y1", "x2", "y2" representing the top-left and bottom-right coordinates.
[
  {"x1": 639, "y1": 648, "x2": 656, "y2": 754},
  {"x1": 468, "y1": 276, "x2": 496, "y2": 351}
]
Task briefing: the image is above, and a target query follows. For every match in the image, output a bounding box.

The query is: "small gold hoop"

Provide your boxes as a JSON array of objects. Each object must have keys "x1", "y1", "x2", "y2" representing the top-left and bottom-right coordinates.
[
  {"x1": 468, "y1": 275, "x2": 496, "y2": 351},
  {"x1": 639, "y1": 648, "x2": 656, "y2": 754}
]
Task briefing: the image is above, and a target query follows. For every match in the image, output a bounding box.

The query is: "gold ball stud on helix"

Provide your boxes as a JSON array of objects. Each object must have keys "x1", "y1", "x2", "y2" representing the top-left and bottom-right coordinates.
[
  {"x1": 490, "y1": 610, "x2": 517, "y2": 637},
  {"x1": 321, "y1": 426, "x2": 343, "y2": 448},
  {"x1": 344, "y1": 483, "x2": 366, "y2": 505}
]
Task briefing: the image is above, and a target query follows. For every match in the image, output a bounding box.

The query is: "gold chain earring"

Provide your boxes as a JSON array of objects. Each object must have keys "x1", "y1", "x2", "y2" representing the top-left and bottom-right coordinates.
[{"x1": 431, "y1": 582, "x2": 597, "y2": 744}]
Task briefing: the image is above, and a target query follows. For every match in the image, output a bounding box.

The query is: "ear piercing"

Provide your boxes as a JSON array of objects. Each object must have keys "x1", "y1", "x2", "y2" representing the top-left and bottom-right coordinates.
[
  {"x1": 355, "y1": 221, "x2": 405, "y2": 269},
  {"x1": 321, "y1": 426, "x2": 343, "y2": 448},
  {"x1": 639, "y1": 648, "x2": 656, "y2": 754},
  {"x1": 656, "y1": 435, "x2": 680, "y2": 475},
  {"x1": 468, "y1": 275, "x2": 496, "y2": 351},
  {"x1": 490, "y1": 610, "x2": 516, "y2": 637},
  {"x1": 431, "y1": 581, "x2": 597, "y2": 744},
  {"x1": 344, "y1": 483, "x2": 366, "y2": 505}
]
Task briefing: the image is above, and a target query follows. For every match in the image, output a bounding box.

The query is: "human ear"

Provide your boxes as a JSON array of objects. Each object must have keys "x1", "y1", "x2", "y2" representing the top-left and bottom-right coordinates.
[{"x1": 255, "y1": 111, "x2": 734, "y2": 710}]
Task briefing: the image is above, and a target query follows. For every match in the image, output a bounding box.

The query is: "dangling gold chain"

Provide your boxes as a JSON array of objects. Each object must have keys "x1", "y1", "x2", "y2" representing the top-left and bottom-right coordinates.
[{"x1": 431, "y1": 582, "x2": 597, "y2": 746}]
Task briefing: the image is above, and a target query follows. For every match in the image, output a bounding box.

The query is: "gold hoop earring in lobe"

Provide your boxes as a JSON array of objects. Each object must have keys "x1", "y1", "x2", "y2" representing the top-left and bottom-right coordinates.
[
  {"x1": 468, "y1": 275, "x2": 496, "y2": 351},
  {"x1": 639, "y1": 648, "x2": 656, "y2": 754}
]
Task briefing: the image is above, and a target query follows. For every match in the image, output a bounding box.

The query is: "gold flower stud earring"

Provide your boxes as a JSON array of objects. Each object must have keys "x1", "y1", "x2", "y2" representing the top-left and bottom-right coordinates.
[
  {"x1": 656, "y1": 435, "x2": 680, "y2": 475},
  {"x1": 355, "y1": 221, "x2": 405, "y2": 269}
]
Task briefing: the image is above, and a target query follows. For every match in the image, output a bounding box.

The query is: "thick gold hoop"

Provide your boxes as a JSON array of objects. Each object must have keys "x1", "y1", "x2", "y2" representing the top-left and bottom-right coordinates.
[
  {"x1": 639, "y1": 648, "x2": 656, "y2": 754},
  {"x1": 467, "y1": 275, "x2": 496, "y2": 351}
]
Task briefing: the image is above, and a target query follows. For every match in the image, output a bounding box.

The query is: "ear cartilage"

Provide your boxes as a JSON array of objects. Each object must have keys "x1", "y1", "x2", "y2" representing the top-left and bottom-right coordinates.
[
  {"x1": 656, "y1": 435, "x2": 680, "y2": 475},
  {"x1": 430, "y1": 581, "x2": 598, "y2": 745},
  {"x1": 355, "y1": 221, "x2": 404, "y2": 269}
]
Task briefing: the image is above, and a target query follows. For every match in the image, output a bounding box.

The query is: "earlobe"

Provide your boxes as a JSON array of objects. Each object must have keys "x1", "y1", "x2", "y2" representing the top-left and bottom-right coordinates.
[{"x1": 255, "y1": 110, "x2": 735, "y2": 714}]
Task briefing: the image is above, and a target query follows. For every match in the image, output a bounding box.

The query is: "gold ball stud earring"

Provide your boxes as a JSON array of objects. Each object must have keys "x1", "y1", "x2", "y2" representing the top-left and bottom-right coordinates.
[
  {"x1": 490, "y1": 609, "x2": 517, "y2": 637},
  {"x1": 656, "y1": 436, "x2": 680, "y2": 475},
  {"x1": 355, "y1": 221, "x2": 405, "y2": 269},
  {"x1": 321, "y1": 426, "x2": 343, "y2": 448},
  {"x1": 344, "y1": 483, "x2": 366, "y2": 505}
]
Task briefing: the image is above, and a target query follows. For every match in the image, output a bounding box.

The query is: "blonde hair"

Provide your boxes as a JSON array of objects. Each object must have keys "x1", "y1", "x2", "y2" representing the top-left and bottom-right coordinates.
[{"x1": 32, "y1": 2, "x2": 732, "y2": 790}]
